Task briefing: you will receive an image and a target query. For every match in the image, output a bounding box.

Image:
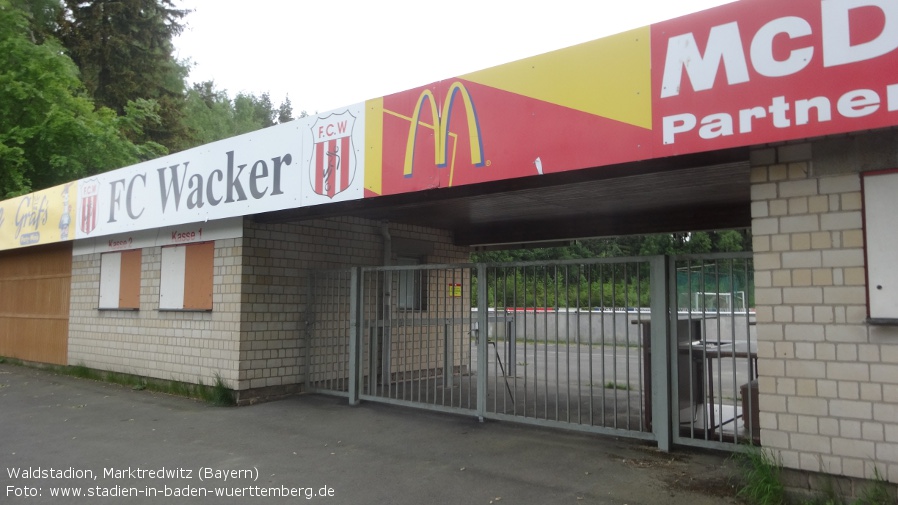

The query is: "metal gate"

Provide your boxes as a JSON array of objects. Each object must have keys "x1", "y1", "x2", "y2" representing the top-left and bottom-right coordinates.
[
  {"x1": 669, "y1": 253, "x2": 758, "y2": 449},
  {"x1": 304, "y1": 254, "x2": 757, "y2": 450},
  {"x1": 358, "y1": 264, "x2": 477, "y2": 415},
  {"x1": 473, "y1": 258, "x2": 664, "y2": 441},
  {"x1": 305, "y1": 268, "x2": 354, "y2": 396}
]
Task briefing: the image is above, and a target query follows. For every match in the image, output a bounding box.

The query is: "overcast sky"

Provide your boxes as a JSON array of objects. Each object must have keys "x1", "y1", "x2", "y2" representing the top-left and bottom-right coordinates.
[{"x1": 173, "y1": 0, "x2": 734, "y2": 115}]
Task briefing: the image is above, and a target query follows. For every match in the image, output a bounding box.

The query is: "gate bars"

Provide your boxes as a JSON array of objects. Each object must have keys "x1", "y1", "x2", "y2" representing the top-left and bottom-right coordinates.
[
  {"x1": 358, "y1": 264, "x2": 477, "y2": 415},
  {"x1": 305, "y1": 268, "x2": 354, "y2": 397},
  {"x1": 670, "y1": 253, "x2": 758, "y2": 449},
  {"x1": 474, "y1": 258, "x2": 663, "y2": 443},
  {"x1": 304, "y1": 254, "x2": 757, "y2": 451}
]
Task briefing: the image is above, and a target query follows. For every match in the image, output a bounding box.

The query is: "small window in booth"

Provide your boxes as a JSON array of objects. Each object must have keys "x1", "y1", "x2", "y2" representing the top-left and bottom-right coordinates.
[
  {"x1": 159, "y1": 242, "x2": 214, "y2": 311},
  {"x1": 99, "y1": 249, "x2": 142, "y2": 310},
  {"x1": 397, "y1": 256, "x2": 426, "y2": 311}
]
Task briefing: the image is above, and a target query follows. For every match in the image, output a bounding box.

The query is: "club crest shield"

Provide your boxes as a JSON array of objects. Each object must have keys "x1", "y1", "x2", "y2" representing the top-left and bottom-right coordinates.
[
  {"x1": 79, "y1": 179, "x2": 100, "y2": 235},
  {"x1": 309, "y1": 111, "x2": 357, "y2": 199}
]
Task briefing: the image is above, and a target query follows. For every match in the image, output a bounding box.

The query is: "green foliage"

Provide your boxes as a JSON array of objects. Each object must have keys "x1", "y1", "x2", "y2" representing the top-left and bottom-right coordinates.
[
  {"x1": 277, "y1": 96, "x2": 294, "y2": 124},
  {"x1": 472, "y1": 231, "x2": 750, "y2": 266},
  {"x1": 854, "y1": 468, "x2": 894, "y2": 505},
  {"x1": 675, "y1": 257, "x2": 754, "y2": 310},
  {"x1": 0, "y1": 358, "x2": 235, "y2": 407},
  {"x1": 604, "y1": 381, "x2": 632, "y2": 390},
  {"x1": 198, "y1": 373, "x2": 236, "y2": 407},
  {"x1": 233, "y1": 92, "x2": 275, "y2": 134},
  {"x1": 68, "y1": 364, "x2": 102, "y2": 380},
  {"x1": 470, "y1": 231, "x2": 751, "y2": 309},
  {"x1": 9, "y1": 0, "x2": 61, "y2": 43},
  {"x1": 58, "y1": 0, "x2": 191, "y2": 151},
  {"x1": 735, "y1": 447, "x2": 788, "y2": 505},
  {"x1": 116, "y1": 98, "x2": 168, "y2": 159},
  {"x1": 717, "y1": 229, "x2": 747, "y2": 252},
  {"x1": 182, "y1": 81, "x2": 237, "y2": 145},
  {"x1": 0, "y1": 0, "x2": 157, "y2": 197},
  {"x1": 182, "y1": 81, "x2": 297, "y2": 147},
  {"x1": 0, "y1": 1, "x2": 301, "y2": 197},
  {"x1": 471, "y1": 261, "x2": 651, "y2": 309},
  {"x1": 734, "y1": 446, "x2": 897, "y2": 505}
]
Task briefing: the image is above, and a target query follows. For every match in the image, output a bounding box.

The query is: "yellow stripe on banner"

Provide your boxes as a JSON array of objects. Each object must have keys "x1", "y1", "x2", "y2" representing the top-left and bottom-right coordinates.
[
  {"x1": 462, "y1": 26, "x2": 652, "y2": 129},
  {"x1": 365, "y1": 97, "x2": 385, "y2": 195}
]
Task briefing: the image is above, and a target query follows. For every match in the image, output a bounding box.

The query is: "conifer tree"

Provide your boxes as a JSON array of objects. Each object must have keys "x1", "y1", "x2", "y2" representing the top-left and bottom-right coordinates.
[{"x1": 58, "y1": 0, "x2": 192, "y2": 151}]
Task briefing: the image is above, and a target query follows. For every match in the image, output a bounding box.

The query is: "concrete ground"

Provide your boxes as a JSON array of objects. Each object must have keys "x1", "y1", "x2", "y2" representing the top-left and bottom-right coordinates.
[{"x1": 0, "y1": 363, "x2": 743, "y2": 504}]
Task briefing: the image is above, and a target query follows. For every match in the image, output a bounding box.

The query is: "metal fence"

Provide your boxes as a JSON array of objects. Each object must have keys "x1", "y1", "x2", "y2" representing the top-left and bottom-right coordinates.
[
  {"x1": 303, "y1": 253, "x2": 757, "y2": 450},
  {"x1": 670, "y1": 253, "x2": 758, "y2": 448},
  {"x1": 358, "y1": 264, "x2": 478, "y2": 415},
  {"x1": 476, "y1": 258, "x2": 657, "y2": 439},
  {"x1": 305, "y1": 269, "x2": 354, "y2": 396}
]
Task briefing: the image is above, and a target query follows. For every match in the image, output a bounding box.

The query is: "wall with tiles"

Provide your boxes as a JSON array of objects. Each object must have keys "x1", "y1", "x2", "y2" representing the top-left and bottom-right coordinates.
[
  {"x1": 68, "y1": 239, "x2": 244, "y2": 386},
  {"x1": 750, "y1": 131, "x2": 898, "y2": 484},
  {"x1": 68, "y1": 216, "x2": 469, "y2": 402},
  {"x1": 237, "y1": 216, "x2": 469, "y2": 400}
]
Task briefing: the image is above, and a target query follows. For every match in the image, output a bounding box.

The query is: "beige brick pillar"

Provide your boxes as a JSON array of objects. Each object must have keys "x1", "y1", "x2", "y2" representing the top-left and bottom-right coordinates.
[{"x1": 751, "y1": 140, "x2": 898, "y2": 484}]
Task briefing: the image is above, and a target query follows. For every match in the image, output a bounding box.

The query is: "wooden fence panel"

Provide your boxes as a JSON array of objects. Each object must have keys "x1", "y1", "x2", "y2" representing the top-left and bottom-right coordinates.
[{"x1": 0, "y1": 243, "x2": 72, "y2": 365}]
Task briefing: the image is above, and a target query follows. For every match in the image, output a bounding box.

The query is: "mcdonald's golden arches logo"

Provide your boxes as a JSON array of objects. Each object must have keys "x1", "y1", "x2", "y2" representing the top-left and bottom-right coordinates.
[{"x1": 404, "y1": 82, "x2": 484, "y2": 178}]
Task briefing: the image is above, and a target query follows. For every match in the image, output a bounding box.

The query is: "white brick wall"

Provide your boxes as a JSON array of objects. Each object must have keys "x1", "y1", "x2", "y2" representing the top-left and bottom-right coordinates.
[
  {"x1": 69, "y1": 216, "x2": 469, "y2": 398},
  {"x1": 239, "y1": 216, "x2": 469, "y2": 392},
  {"x1": 752, "y1": 142, "x2": 898, "y2": 483},
  {"x1": 68, "y1": 239, "x2": 244, "y2": 387}
]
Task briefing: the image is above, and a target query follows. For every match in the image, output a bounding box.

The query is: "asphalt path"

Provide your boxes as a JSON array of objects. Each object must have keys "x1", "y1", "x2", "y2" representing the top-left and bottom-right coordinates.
[{"x1": 0, "y1": 362, "x2": 741, "y2": 505}]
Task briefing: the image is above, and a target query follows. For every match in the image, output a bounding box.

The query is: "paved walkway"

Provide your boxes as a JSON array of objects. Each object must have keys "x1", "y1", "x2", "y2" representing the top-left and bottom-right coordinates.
[{"x1": 0, "y1": 363, "x2": 742, "y2": 504}]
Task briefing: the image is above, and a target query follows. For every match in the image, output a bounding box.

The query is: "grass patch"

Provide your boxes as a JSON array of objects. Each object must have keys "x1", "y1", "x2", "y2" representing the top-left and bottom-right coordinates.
[
  {"x1": 200, "y1": 374, "x2": 236, "y2": 407},
  {"x1": 855, "y1": 468, "x2": 893, "y2": 505},
  {"x1": 69, "y1": 364, "x2": 103, "y2": 380},
  {"x1": 734, "y1": 446, "x2": 895, "y2": 505},
  {"x1": 734, "y1": 446, "x2": 787, "y2": 505},
  {"x1": 604, "y1": 381, "x2": 632, "y2": 391},
  {"x1": 0, "y1": 356, "x2": 234, "y2": 407}
]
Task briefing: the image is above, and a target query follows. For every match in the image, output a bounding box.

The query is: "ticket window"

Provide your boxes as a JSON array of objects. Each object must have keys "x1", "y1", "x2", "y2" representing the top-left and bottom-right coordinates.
[
  {"x1": 99, "y1": 249, "x2": 142, "y2": 310},
  {"x1": 397, "y1": 256, "x2": 426, "y2": 311},
  {"x1": 159, "y1": 242, "x2": 214, "y2": 311}
]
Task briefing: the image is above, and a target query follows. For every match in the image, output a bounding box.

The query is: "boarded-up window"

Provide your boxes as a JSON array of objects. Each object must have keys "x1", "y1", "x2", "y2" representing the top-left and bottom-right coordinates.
[
  {"x1": 99, "y1": 250, "x2": 141, "y2": 309},
  {"x1": 159, "y1": 242, "x2": 214, "y2": 311}
]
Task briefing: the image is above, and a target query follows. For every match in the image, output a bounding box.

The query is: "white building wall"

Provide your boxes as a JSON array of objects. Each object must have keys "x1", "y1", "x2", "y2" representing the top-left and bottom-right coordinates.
[
  {"x1": 238, "y1": 216, "x2": 469, "y2": 397},
  {"x1": 751, "y1": 135, "x2": 898, "y2": 484},
  {"x1": 67, "y1": 215, "x2": 469, "y2": 402},
  {"x1": 68, "y1": 239, "x2": 244, "y2": 387}
]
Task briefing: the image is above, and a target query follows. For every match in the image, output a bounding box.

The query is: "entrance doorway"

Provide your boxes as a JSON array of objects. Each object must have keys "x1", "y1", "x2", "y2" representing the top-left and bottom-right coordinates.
[{"x1": 305, "y1": 253, "x2": 757, "y2": 450}]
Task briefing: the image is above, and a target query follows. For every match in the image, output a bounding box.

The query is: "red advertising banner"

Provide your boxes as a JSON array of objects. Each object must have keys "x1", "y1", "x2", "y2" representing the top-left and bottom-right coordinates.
[
  {"x1": 368, "y1": 0, "x2": 898, "y2": 198},
  {"x1": 372, "y1": 27, "x2": 656, "y2": 197},
  {"x1": 652, "y1": 0, "x2": 898, "y2": 154}
]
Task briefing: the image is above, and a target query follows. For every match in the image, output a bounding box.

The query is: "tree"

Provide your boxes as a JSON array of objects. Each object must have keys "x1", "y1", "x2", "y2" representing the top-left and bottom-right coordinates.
[
  {"x1": 57, "y1": 0, "x2": 191, "y2": 151},
  {"x1": 10, "y1": 0, "x2": 61, "y2": 43},
  {"x1": 714, "y1": 229, "x2": 748, "y2": 252},
  {"x1": 0, "y1": 0, "x2": 162, "y2": 197},
  {"x1": 182, "y1": 81, "x2": 238, "y2": 146},
  {"x1": 182, "y1": 81, "x2": 300, "y2": 147},
  {"x1": 472, "y1": 230, "x2": 750, "y2": 265},
  {"x1": 277, "y1": 96, "x2": 294, "y2": 124}
]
